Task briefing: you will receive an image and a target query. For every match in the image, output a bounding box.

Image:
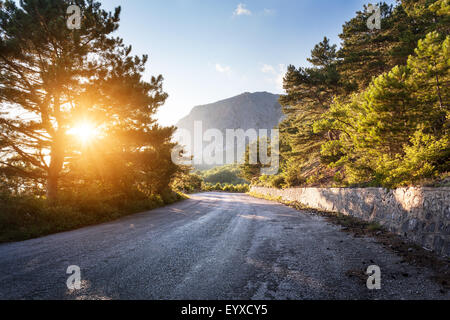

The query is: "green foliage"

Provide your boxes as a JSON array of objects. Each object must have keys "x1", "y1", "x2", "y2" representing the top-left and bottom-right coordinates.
[
  {"x1": 239, "y1": 141, "x2": 263, "y2": 182},
  {"x1": 171, "y1": 169, "x2": 203, "y2": 193},
  {"x1": 201, "y1": 183, "x2": 249, "y2": 193},
  {"x1": 377, "y1": 130, "x2": 450, "y2": 187},
  {"x1": 239, "y1": 138, "x2": 279, "y2": 182},
  {"x1": 338, "y1": 1, "x2": 448, "y2": 90},
  {"x1": 0, "y1": 0, "x2": 180, "y2": 201},
  {"x1": 0, "y1": 188, "x2": 184, "y2": 243},
  {"x1": 319, "y1": 140, "x2": 346, "y2": 167},
  {"x1": 0, "y1": 0, "x2": 186, "y2": 241},
  {"x1": 318, "y1": 33, "x2": 449, "y2": 188},
  {"x1": 276, "y1": 0, "x2": 449, "y2": 189},
  {"x1": 407, "y1": 31, "x2": 449, "y2": 120},
  {"x1": 282, "y1": 158, "x2": 307, "y2": 187},
  {"x1": 200, "y1": 165, "x2": 247, "y2": 185},
  {"x1": 402, "y1": 0, "x2": 449, "y2": 35},
  {"x1": 171, "y1": 165, "x2": 250, "y2": 194},
  {"x1": 338, "y1": 2, "x2": 398, "y2": 90},
  {"x1": 257, "y1": 175, "x2": 286, "y2": 189},
  {"x1": 278, "y1": 37, "x2": 344, "y2": 186}
]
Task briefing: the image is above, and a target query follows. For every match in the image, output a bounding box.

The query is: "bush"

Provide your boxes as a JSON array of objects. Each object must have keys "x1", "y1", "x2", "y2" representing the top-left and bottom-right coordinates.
[
  {"x1": 201, "y1": 183, "x2": 249, "y2": 193},
  {"x1": 200, "y1": 165, "x2": 248, "y2": 185},
  {"x1": 171, "y1": 171, "x2": 203, "y2": 193},
  {"x1": 257, "y1": 175, "x2": 286, "y2": 189},
  {"x1": 0, "y1": 188, "x2": 185, "y2": 243}
]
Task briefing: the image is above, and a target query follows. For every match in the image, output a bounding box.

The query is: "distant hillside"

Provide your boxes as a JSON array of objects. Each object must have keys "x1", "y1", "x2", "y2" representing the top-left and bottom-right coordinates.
[
  {"x1": 175, "y1": 92, "x2": 284, "y2": 169},
  {"x1": 176, "y1": 91, "x2": 283, "y2": 134}
]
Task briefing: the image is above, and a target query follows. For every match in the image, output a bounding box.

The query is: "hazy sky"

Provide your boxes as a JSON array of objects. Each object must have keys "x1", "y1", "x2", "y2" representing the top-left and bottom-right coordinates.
[{"x1": 101, "y1": 0, "x2": 396, "y2": 126}]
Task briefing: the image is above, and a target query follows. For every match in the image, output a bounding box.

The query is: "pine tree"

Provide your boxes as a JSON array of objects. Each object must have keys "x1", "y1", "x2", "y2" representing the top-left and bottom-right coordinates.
[
  {"x1": 337, "y1": 2, "x2": 397, "y2": 90},
  {"x1": 407, "y1": 31, "x2": 449, "y2": 126},
  {"x1": 402, "y1": 0, "x2": 449, "y2": 35},
  {"x1": 278, "y1": 0, "x2": 449, "y2": 187},
  {"x1": 317, "y1": 32, "x2": 449, "y2": 187},
  {"x1": 0, "y1": 0, "x2": 171, "y2": 200},
  {"x1": 239, "y1": 139, "x2": 266, "y2": 183},
  {"x1": 278, "y1": 37, "x2": 342, "y2": 185},
  {"x1": 337, "y1": 1, "x2": 448, "y2": 91}
]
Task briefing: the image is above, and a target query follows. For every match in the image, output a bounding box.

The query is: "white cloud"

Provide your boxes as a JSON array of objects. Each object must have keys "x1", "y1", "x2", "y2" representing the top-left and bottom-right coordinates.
[
  {"x1": 261, "y1": 64, "x2": 275, "y2": 74},
  {"x1": 215, "y1": 64, "x2": 231, "y2": 74},
  {"x1": 275, "y1": 64, "x2": 286, "y2": 90},
  {"x1": 261, "y1": 64, "x2": 286, "y2": 92},
  {"x1": 263, "y1": 8, "x2": 275, "y2": 16},
  {"x1": 234, "y1": 3, "x2": 252, "y2": 16}
]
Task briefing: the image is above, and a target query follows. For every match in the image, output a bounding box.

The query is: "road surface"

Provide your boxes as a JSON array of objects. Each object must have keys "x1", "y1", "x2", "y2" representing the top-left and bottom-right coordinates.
[{"x1": 0, "y1": 193, "x2": 447, "y2": 300}]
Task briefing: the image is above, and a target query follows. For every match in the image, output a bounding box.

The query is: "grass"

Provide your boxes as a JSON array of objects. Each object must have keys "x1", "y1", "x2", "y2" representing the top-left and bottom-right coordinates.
[
  {"x1": 247, "y1": 191, "x2": 282, "y2": 202},
  {"x1": 0, "y1": 190, "x2": 187, "y2": 243},
  {"x1": 202, "y1": 183, "x2": 249, "y2": 193}
]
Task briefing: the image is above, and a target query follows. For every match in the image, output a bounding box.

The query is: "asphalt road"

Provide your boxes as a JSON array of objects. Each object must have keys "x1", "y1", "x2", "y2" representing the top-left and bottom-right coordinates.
[{"x1": 0, "y1": 192, "x2": 447, "y2": 300}]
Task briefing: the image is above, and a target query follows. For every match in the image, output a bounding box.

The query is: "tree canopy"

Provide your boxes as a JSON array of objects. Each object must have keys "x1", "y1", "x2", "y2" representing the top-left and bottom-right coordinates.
[
  {"x1": 254, "y1": 0, "x2": 450, "y2": 189},
  {"x1": 0, "y1": 0, "x2": 180, "y2": 200}
]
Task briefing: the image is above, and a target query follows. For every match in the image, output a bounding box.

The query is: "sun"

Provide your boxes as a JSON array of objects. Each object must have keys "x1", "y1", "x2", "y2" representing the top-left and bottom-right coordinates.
[{"x1": 67, "y1": 122, "x2": 99, "y2": 144}]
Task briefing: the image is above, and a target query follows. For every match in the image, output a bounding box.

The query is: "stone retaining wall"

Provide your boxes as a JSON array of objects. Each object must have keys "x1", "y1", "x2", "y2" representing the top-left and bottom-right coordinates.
[{"x1": 250, "y1": 186, "x2": 450, "y2": 257}]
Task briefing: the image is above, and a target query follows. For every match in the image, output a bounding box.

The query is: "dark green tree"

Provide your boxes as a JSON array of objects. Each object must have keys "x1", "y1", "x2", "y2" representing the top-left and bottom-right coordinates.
[
  {"x1": 337, "y1": 2, "x2": 399, "y2": 90},
  {"x1": 0, "y1": 0, "x2": 173, "y2": 200},
  {"x1": 239, "y1": 140, "x2": 264, "y2": 183},
  {"x1": 278, "y1": 37, "x2": 343, "y2": 185},
  {"x1": 337, "y1": 1, "x2": 449, "y2": 91},
  {"x1": 316, "y1": 33, "x2": 449, "y2": 187}
]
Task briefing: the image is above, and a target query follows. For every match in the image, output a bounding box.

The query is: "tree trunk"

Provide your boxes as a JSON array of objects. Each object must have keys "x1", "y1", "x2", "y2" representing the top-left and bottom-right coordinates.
[
  {"x1": 47, "y1": 170, "x2": 59, "y2": 202},
  {"x1": 46, "y1": 135, "x2": 64, "y2": 202},
  {"x1": 435, "y1": 73, "x2": 443, "y2": 110}
]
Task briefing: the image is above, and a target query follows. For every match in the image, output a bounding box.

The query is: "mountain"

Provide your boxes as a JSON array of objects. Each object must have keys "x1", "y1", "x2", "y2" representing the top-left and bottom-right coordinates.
[
  {"x1": 175, "y1": 92, "x2": 284, "y2": 169},
  {"x1": 176, "y1": 91, "x2": 283, "y2": 135}
]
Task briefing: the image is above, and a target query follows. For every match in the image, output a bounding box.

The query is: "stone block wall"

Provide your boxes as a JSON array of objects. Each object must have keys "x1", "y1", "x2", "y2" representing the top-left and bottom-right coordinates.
[{"x1": 250, "y1": 186, "x2": 450, "y2": 257}]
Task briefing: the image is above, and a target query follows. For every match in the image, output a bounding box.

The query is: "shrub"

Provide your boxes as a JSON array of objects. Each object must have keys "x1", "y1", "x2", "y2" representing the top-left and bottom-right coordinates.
[
  {"x1": 201, "y1": 165, "x2": 248, "y2": 185},
  {"x1": 257, "y1": 175, "x2": 286, "y2": 189},
  {"x1": 200, "y1": 183, "x2": 249, "y2": 193},
  {"x1": 0, "y1": 187, "x2": 184, "y2": 243}
]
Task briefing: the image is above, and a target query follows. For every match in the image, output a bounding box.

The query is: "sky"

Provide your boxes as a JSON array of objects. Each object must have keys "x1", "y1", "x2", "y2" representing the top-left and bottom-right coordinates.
[{"x1": 101, "y1": 0, "x2": 396, "y2": 126}]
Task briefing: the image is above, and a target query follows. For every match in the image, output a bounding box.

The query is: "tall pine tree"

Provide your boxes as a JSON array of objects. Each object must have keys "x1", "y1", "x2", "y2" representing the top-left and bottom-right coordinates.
[
  {"x1": 278, "y1": 37, "x2": 343, "y2": 185},
  {"x1": 0, "y1": 0, "x2": 173, "y2": 200}
]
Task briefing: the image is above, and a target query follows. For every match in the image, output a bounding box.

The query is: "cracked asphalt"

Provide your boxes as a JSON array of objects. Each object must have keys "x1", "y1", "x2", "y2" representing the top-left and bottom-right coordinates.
[{"x1": 0, "y1": 192, "x2": 448, "y2": 300}]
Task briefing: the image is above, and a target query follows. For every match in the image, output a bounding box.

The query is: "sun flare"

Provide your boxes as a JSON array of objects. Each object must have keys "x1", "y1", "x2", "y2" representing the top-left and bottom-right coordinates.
[{"x1": 67, "y1": 122, "x2": 99, "y2": 144}]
